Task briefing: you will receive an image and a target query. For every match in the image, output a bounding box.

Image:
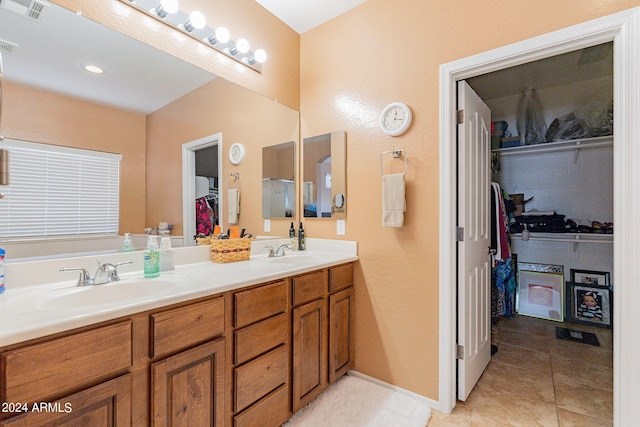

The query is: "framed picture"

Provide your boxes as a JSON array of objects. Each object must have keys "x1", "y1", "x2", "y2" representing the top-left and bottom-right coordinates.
[
  {"x1": 570, "y1": 269, "x2": 611, "y2": 288},
  {"x1": 517, "y1": 263, "x2": 564, "y2": 322},
  {"x1": 565, "y1": 282, "x2": 612, "y2": 328}
]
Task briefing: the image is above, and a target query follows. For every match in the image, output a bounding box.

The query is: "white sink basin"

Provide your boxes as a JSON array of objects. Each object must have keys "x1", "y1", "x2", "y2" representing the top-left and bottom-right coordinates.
[
  {"x1": 254, "y1": 253, "x2": 317, "y2": 264},
  {"x1": 266, "y1": 255, "x2": 315, "y2": 263},
  {"x1": 39, "y1": 279, "x2": 179, "y2": 310}
]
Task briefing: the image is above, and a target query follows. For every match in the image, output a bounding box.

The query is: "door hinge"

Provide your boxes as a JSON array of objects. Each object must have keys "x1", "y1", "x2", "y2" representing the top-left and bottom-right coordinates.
[
  {"x1": 456, "y1": 344, "x2": 464, "y2": 360},
  {"x1": 457, "y1": 109, "x2": 464, "y2": 124},
  {"x1": 456, "y1": 227, "x2": 464, "y2": 242}
]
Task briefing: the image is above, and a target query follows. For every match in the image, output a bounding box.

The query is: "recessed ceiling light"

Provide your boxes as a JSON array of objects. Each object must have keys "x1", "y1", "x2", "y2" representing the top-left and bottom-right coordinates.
[{"x1": 84, "y1": 65, "x2": 103, "y2": 74}]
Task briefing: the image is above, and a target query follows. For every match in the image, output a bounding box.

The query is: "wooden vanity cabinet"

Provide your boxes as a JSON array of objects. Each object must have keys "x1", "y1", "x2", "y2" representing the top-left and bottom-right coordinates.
[
  {"x1": 149, "y1": 296, "x2": 227, "y2": 427},
  {"x1": 0, "y1": 321, "x2": 134, "y2": 425},
  {"x1": 151, "y1": 338, "x2": 226, "y2": 426},
  {"x1": 0, "y1": 262, "x2": 355, "y2": 426},
  {"x1": 232, "y1": 279, "x2": 291, "y2": 427},
  {"x1": 291, "y1": 269, "x2": 328, "y2": 412},
  {"x1": 0, "y1": 375, "x2": 132, "y2": 427},
  {"x1": 328, "y1": 263, "x2": 355, "y2": 383},
  {"x1": 292, "y1": 296, "x2": 328, "y2": 412},
  {"x1": 291, "y1": 264, "x2": 355, "y2": 412}
]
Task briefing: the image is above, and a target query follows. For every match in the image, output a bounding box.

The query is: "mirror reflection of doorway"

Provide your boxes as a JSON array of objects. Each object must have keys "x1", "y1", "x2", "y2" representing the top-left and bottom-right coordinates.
[
  {"x1": 182, "y1": 133, "x2": 222, "y2": 247},
  {"x1": 195, "y1": 145, "x2": 219, "y2": 236},
  {"x1": 303, "y1": 132, "x2": 331, "y2": 218},
  {"x1": 315, "y1": 156, "x2": 332, "y2": 218}
]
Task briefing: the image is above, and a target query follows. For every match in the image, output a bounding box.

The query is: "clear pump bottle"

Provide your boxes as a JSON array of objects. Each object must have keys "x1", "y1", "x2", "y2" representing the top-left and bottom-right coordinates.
[
  {"x1": 289, "y1": 222, "x2": 297, "y2": 251},
  {"x1": 120, "y1": 233, "x2": 135, "y2": 252}
]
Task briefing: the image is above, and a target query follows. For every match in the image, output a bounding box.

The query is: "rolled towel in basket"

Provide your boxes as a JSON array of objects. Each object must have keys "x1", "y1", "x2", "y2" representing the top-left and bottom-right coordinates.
[{"x1": 382, "y1": 173, "x2": 406, "y2": 227}]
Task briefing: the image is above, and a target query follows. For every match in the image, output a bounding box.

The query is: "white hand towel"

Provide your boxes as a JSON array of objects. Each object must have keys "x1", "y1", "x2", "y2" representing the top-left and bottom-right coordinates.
[
  {"x1": 382, "y1": 173, "x2": 406, "y2": 227},
  {"x1": 228, "y1": 189, "x2": 240, "y2": 224}
]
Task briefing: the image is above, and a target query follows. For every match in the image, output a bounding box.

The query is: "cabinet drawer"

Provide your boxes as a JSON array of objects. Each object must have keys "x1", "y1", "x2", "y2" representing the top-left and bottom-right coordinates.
[
  {"x1": 151, "y1": 296, "x2": 225, "y2": 358},
  {"x1": 292, "y1": 270, "x2": 326, "y2": 306},
  {"x1": 1, "y1": 321, "x2": 132, "y2": 403},
  {"x1": 234, "y1": 345, "x2": 288, "y2": 413},
  {"x1": 234, "y1": 280, "x2": 288, "y2": 328},
  {"x1": 235, "y1": 313, "x2": 288, "y2": 366},
  {"x1": 329, "y1": 263, "x2": 353, "y2": 293},
  {"x1": 234, "y1": 383, "x2": 289, "y2": 427}
]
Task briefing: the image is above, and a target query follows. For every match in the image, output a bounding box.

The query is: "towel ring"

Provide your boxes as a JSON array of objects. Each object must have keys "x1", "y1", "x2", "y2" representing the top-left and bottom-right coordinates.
[{"x1": 380, "y1": 149, "x2": 406, "y2": 175}]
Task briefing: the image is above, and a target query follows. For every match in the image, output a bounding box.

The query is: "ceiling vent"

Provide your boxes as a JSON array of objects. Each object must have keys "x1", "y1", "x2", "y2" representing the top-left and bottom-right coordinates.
[
  {"x1": 0, "y1": 38, "x2": 19, "y2": 54},
  {"x1": 0, "y1": 0, "x2": 50, "y2": 22}
]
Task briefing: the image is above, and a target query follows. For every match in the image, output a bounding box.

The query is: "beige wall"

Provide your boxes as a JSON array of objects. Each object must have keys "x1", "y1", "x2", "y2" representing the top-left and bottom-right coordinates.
[
  {"x1": 300, "y1": 0, "x2": 640, "y2": 400},
  {"x1": 145, "y1": 78, "x2": 299, "y2": 237},
  {"x1": 3, "y1": 82, "x2": 146, "y2": 234},
  {"x1": 40, "y1": 0, "x2": 640, "y2": 404}
]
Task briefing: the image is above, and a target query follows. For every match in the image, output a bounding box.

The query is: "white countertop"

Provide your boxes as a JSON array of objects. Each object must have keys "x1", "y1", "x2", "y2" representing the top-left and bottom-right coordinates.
[{"x1": 0, "y1": 238, "x2": 357, "y2": 347}]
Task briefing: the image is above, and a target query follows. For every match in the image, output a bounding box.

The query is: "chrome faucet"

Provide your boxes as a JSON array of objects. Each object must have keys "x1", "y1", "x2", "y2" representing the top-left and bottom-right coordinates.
[
  {"x1": 275, "y1": 244, "x2": 293, "y2": 257},
  {"x1": 265, "y1": 243, "x2": 293, "y2": 258},
  {"x1": 60, "y1": 258, "x2": 133, "y2": 286}
]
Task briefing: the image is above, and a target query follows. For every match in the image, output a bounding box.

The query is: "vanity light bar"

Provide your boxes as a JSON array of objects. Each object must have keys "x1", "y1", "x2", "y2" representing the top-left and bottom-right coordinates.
[{"x1": 121, "y1": 0, "x2": 267, "y2": 73}]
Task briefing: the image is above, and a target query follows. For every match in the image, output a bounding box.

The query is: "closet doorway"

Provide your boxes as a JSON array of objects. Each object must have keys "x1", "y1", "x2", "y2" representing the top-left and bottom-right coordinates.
[
  {"x1": 438, "y1": 8, "x2": 640, "y2": 424},
  {"x1": 182, "y1": 133, "x2": 223, "y2": 246},
  {"x1": 457, "y1": 44, "x2": 614, "y2": 423}
]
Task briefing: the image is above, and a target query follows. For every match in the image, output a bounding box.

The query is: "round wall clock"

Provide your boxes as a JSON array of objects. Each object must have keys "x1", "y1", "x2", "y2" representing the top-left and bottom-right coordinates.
[
  {"x1": 380, "y1": 102, "x2": 412, "y2": 136},
  {"x1": 228, "y1": 142, "x2": 245, "y2": 165}
]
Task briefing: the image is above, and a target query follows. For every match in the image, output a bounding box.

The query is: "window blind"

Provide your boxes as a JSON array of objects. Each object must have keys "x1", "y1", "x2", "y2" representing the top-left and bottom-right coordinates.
[{"x1": 0, "y1": 139, "x2": 122, "y2": 240}]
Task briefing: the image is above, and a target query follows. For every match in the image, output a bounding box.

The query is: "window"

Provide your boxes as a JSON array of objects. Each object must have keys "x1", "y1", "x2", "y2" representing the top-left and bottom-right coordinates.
[{"x1": 0, "y1": 139, "x2": 121, "y2": 240}]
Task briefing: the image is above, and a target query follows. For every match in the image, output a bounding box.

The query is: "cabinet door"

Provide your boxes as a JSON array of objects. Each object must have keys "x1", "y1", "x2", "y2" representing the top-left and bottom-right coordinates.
[
  {"x1": 329, "y1": 287, "x2": 355, "y2": 383},
  {"x1": 292, "y1": 298, "x2": 327, "y2": 412},
  {"x1": 0, "y1": 375, "x2": 131, "y2": 427},
  {"x1": 151, "y1": 338, "x2": 225, "y2": 427}
]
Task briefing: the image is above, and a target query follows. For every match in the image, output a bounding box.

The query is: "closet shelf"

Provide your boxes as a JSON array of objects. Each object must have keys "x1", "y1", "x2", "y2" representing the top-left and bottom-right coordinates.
[
  {"x1": 492, "y1": 135, "x2": 612, "y2": 157},
  {"x1": 510, "y1": 232, "x2": 613, "y2": 244}
]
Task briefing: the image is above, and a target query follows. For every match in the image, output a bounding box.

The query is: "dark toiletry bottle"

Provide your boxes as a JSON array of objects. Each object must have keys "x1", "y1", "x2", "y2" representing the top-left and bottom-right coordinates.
[
  {"x1": 298, "y1": 222, "x2": 305, "y2": 251},
  {"x1": 289, "y1": 222, "x2": 295, "y2": 238}
]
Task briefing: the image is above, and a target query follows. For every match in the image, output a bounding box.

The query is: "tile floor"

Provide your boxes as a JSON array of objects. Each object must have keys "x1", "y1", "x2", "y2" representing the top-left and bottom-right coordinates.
[{"x1": 429, "y1": 315, "x2": 613, "y2": 426}]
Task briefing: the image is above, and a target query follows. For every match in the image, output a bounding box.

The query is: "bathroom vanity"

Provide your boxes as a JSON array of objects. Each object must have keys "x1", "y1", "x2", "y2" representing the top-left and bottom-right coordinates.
[{"x1": 0, "y1": 241, "x2": 356, "y2": 426}]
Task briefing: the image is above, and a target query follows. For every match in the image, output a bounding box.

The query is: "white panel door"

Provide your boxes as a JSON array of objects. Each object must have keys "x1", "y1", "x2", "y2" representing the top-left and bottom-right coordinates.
[{"x1": 457, "y1": 80, "x2": 492, "y2": 401}]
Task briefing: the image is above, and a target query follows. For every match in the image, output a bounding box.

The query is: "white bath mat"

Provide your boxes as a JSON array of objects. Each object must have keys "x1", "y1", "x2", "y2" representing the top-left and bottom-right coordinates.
[{"x1": 283, "y1": 374, "x2": 432, "y2": 427}]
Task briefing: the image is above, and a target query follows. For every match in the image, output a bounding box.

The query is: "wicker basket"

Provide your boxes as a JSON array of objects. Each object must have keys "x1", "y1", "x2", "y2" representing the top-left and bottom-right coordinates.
[
  {"x1": 196, "y1": 236, "x2": 212, "y2": 246},
  {"x1": 210, "y1": 238, "x2": 252, "y2": 263}
]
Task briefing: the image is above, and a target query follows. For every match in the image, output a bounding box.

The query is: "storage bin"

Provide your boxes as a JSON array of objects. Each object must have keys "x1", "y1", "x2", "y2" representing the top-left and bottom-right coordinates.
[{"x1": 210, "y1": 238, "x2": 252, "y2": 263}]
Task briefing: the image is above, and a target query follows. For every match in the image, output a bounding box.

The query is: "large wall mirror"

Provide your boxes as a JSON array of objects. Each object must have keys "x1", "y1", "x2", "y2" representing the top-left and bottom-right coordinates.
[
  {"x1": 262, "y1": 141, "x2": 295, "y2": 218},
  {"x1": 302, "y1": 131, "x2": 346, "y2": 219},
  {"x1": 0, "y1": 1, "x2": 299, "y2": 259}
]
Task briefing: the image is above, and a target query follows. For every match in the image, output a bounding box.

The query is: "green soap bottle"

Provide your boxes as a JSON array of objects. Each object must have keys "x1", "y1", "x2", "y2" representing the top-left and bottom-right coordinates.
[{"x1": 144, "y1": 236, "x2": 160, "y2": 278}]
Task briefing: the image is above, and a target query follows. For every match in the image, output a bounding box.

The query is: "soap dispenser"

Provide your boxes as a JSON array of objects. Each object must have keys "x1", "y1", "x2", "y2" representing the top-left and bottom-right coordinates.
[
  {"x1": 298, "y1": 222, "x2": 305, "y2": 251},
  {"x1": 120, "y1": 233, "x2": 135, "y2": 252},
  {"x1": 144, "y1": 236, "x2": 160, "y2": 278}
]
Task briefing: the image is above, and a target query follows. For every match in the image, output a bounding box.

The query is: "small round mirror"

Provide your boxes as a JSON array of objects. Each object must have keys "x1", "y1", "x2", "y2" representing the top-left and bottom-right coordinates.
[{"x1": 334, "y1": 193, "x2": 345, "y2": 208}]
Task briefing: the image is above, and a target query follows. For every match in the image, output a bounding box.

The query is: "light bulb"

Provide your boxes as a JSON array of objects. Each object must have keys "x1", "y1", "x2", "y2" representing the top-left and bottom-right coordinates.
[
  {"x1": 188, "y1": 11, "x2": 206, "y2": 29},
  {"x1": 154, "y1": 0, "x2": 178, "y2": 18},
  {"x1": 254, "y1": 49, "x2": 267, "y2": 64},
  {"x1": 236, "y1": 38, "x2": 250, "y2": 54},
  {"x1": 160, "y1": 0, "x2": 178, "y2": 14},
  {"x1": 215, "y1": 27, "x2": 230, "y2": 44}
]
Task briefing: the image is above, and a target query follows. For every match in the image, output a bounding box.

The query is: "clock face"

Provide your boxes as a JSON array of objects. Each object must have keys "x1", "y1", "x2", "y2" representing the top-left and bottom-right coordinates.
[
  {"x1": 380, "y1": 102, "x2": 412, "y2": 136},
  {"x1": 229, "y1": 143, "x2": 245, "y2": 165}
]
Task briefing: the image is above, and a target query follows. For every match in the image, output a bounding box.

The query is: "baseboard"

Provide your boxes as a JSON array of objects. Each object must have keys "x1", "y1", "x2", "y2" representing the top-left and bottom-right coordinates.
[{"x1": 346, "y1": 370, "x2": 439, "y2": 411}]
